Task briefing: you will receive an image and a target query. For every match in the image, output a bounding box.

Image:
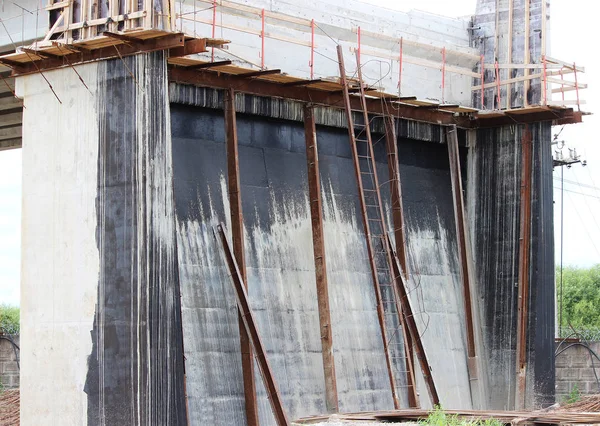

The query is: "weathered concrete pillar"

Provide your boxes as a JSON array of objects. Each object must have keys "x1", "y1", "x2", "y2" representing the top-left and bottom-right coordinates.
[{"x1": 18, "y1": 51, "x2": 186, "y2": 425}]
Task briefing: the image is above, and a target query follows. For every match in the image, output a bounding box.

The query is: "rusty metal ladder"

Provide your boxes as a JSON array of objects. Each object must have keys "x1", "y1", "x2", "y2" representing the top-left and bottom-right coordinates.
[{"x1": 336, "y1": 45, "x2": 418, "y2": 409}]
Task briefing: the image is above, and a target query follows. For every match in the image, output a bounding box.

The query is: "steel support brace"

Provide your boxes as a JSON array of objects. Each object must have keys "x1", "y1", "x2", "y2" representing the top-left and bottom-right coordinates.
[
  {"x1": 515, "y1": 125, "x2": 533, "y2": 410},
  {"x1": 224, "y1": 88, "x2": 260, "y2": 426},
  {"x1": 384, "y1": 116, "x2": 419, "y2": 408},
  {"x1": 303, "y1": 105, "x2": 338, "y2": 413},
  {"x1": 445, "y1": 125, "x2": 481, "y2": 408},
  {"x1": 216, "y1": 224, "x2": 290, "y2": 426}
]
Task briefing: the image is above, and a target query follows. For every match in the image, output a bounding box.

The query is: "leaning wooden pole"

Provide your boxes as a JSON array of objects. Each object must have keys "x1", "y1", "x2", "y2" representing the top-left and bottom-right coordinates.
[
  {"x1": 224, "y1": 88, "x2": 260, "y2": 426},
  {"x1": 445, "y1": 125, "x2": 482, "y2": 408},
  {"x1": 216, "y1": 223, "x2": 290, "y2": 426},
  {"x1": 303, "y1": 104, "x2": 339, "y2": 413},
  {"x1": 387, "y1": 235, "x2": 440, "y2": 406},
  {"x1": 384, "y1": 115, "x2": 419, "y2": 408},
  {"x1": 515, "y1": 125, "x2": 533, "y2": 410}
]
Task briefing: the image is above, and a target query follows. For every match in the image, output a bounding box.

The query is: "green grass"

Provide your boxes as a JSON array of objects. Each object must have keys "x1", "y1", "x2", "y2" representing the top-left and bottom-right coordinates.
[
  {"x1": 0, "y1": 304, "x2": 19, "y2": 335},
  {"x1": 418, "y1": 406, "x2": 504, "y2": 426}
]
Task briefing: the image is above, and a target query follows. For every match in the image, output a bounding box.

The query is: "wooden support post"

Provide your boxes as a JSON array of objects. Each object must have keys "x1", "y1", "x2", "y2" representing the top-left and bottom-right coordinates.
[
  {"x1": 310, "y1": 19, "x2": 315, "y2": 79},
  {"x1": 384, "y1": 116, "x2": 419, "y2": 409},
  {"x1": 398, "y1": 37, "x2": 403, "y2": 97},
  {"x1": 304, "y1": 105, "x2": 338, "y2": 414},
  {"x1": 541, "y1": 0, "x2": 547, "y2": 58},
  {"x1": 573, "y1": 63, "x2": 581, "y2": 112},
  {"x1": 216, "y1": 224, "x2": 290, "y2": 426},
  {"x1": 515, "y1": 125, "x2": 533, "y2": 410},
  {"x1": 357, "y1": 26, "x2": 361, "y2": 68},
  {"x1": 524, "y1": 0, "x2": 530, "y2": 107},
  {"x1": 260, "y1": 8, "x2": 265, "y2": 69},
  {"x1": 507, "y1": 0, "x2": 514, "y2": 109},
  {"x1": 212, "y1": 0, "x2": 217, "y2": 62},
  {"x1": 441, "y1": 47, "x2": 446, "y2": 104},
  {"x1": 495, "y1": 61, "x2": 501, "y2": 108},
  {"x1": 224, "y1": 88, "x2": 260, "y2": 426},
  {"x1": 446, "y1": 125, "x2": 481, "y2": 408},
  {"x1": 480, "y1": 55, "x2": 485, "y2": 110},
  {"x1": 542, "y1": 56, "x2": 547, "y2": 105}
]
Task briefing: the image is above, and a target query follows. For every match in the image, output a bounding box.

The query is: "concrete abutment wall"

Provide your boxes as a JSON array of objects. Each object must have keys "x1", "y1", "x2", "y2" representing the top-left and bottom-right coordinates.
[{"x1": 17, "y1": 51, "x2": 555, "y2": 424}]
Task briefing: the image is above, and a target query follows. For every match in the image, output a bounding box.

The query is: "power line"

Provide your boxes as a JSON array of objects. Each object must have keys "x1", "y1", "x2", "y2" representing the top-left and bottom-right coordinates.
[
  {"x1": 553, "y1": 186, "x2": 600, "y2": 201},
  {"x1": 565, "y1": 191, "x2": 600, "y2": 258},
  {"x1": 552, "y1": 176, "x2": 600, "y2": 192}
]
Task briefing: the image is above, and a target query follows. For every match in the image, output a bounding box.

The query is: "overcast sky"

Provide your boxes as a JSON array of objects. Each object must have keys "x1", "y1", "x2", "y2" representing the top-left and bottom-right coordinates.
[{"x1": 0, "y1": 0, "x2": 597, "y2": 306}]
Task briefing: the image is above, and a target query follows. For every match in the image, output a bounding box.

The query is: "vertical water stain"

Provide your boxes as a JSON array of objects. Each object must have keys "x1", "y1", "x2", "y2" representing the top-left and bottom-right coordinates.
[{"x1": 85, "y1": 52, "x2": 186, "y2": 425}]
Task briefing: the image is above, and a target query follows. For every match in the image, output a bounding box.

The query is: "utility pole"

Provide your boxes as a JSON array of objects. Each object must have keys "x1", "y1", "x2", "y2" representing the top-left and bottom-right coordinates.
[{"x1": 552, "y1": 138, "x2": 586, "y2": 337}]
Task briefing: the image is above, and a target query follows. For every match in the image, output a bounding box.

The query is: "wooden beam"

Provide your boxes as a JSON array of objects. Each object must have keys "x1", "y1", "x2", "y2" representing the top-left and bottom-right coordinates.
[
  {"x1": 224, "y1": 88, "x2": 260, "y2": 426},
  {"x1": 446, "y1": 125, "x2": 482, "y2": 407},
  {"x1": 384, "y1": 115, "x2": 419, "y2": 409},
  {"x1": 184, "y1": 60, "x2": 232, "y2": 70},
  {"x1": 240, "y1": 69, "x2": 282, "y2": 78},
  {"x1": 20, "y1": 48, "x2": 65, "y2": 60},
  {"x1": 102, "y1": 31, "x2": 145, "y2": 44},
  {"x1": 216, "y1": 224, "x2": 290, "y2": 426},
  {"x1": 10, "y1": 33, "x2": 186, "y2": 75},
  {"x1": 284, "y1": 78, "x2": 323, "y2": 87},
  {"x1": 515, "y1": 126, "x2": 533, "y2": 410},
  {"x1": 303, "y1": 104, "x2": 338, "y2": 414}
]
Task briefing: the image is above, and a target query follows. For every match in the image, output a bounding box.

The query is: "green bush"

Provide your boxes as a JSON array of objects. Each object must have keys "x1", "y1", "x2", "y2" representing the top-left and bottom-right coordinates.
[
  {"x1": 0, "y1": 304, "x2": 19, "y2": 335},
  {"x1": 557, "y1": 265, "x2": 600, "y2": 333},
  {"x1": 563, "y1": 384, "x2": 581, "y2": 405}
]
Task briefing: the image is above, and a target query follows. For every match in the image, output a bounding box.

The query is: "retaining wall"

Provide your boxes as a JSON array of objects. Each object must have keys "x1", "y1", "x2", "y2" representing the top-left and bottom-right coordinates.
[
  {"x1": 555, "y1": 341, "x2": 600, "y2": 401},
  {"x1": 0, "y1": 336, "x2": 19, "y2": 389}
]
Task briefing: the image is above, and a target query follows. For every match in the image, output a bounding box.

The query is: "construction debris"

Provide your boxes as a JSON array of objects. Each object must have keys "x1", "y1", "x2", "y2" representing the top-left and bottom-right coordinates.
[
  {"x1": 555, "y1": 394, "x2": 600, "y2": 413},
  {"x1": 295, "y1": 408, "x2": 600, "y2": 425},
  {"x1": 0, "y1": 389, "x2": 19, "y2": 426}
]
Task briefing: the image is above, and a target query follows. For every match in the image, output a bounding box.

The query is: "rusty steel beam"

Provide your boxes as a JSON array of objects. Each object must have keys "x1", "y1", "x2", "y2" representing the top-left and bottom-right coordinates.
[
  {"x1": 387, "y1": 235, "x2": 440, "y2": 406},
  {"x1": 303, "y1": 104, "x2": 338, "y2": 413},
  {"x1": 384, "y1": 115, "x2": 419, "y2": 409},
  {"x1": 515, "y1": 125, "x2": 533, "y2": 410},
  {"x1": 168, "y1": 68, "x2": 580, "y2": 129},
  {"x1": 216, "y1": 223, "x2": 290, "y2": 426},
  {"x1": 445, "y1": 125, "x2": 482, "y2": 407},
  {"x1": 169, "y1": 66, "x2": 464, "y2": 126},
  {"x1": 224, "y1": 88, "x2": 260, "y2": 426}
]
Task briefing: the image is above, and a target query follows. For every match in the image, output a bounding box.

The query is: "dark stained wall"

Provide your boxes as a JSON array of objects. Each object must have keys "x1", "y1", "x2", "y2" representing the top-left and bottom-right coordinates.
[
  {"x1": 85, "y1": 52, "x2": 187, "y2": 425},
  {"x1": 467, "y1": 123, "x2": 555, "y2": 409},
  {"x1": 170, "y1": 98, "x2": 474, "y2": 424}
]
